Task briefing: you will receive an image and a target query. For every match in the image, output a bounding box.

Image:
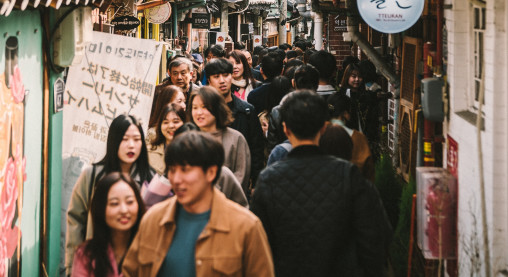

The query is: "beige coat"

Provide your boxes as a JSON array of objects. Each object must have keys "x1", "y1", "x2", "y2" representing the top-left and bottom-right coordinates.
[
  {"x1": 146, "y1": 143, "x2": 248, "y2": 207},
  {"x1": 65, "y1": 165, "x2": 100, "y2": 274},
  {"x1": 351, "y1": 130, "x2": 375, "y2": 183},
  {"x1": 211, "y1": 127, "x2": 251, "y2": 193},
  {"x1": 147, "y1": 143, "x2": 165, "y2": 175},
  {"x1": 122, "y1": 188, "x2": 274, "y2": 277}
]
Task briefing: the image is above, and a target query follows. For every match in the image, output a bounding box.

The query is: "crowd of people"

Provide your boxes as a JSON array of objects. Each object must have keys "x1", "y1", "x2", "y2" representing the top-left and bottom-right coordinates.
[{"x1": 65, "y1": 41, "x2": 393, "y2": 277}]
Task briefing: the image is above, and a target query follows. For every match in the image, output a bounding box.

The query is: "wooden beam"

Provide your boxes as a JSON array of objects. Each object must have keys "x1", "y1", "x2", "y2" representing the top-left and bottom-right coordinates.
[{"x1": 136, "y1": 0, "x2": 166, "y2": 11}]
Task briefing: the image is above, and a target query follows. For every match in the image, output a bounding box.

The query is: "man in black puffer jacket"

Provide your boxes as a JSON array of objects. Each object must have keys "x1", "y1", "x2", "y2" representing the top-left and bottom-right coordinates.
[{"x1": 251, "y1": 91, "x2": 392, "y2": 277}]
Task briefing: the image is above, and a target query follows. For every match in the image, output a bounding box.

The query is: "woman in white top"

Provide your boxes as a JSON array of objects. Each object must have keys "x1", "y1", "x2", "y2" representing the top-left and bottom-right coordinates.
[{"x1": 226, "y1": 50, "x2": 260, "y2": 101}]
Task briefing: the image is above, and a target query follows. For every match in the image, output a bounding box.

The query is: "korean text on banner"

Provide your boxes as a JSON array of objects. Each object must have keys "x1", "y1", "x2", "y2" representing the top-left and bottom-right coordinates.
[{"x1": 60, "y1": 32, "x2": 162, "y2": 269}]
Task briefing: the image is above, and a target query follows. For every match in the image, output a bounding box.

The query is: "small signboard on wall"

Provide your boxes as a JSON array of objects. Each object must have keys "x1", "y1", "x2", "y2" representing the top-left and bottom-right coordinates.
[
  {"x1": 53, "y1": 77, "x2": 65, "y2": 113},
  {"x1": 333, "y1": 14, "x2": 347, "y2": 32},
  {"x1": 447, "y1": 135, "x2": 458, "y2": 180},
  {"x1": 192, "y1": 13, "x2": 210, "y2": 29}
]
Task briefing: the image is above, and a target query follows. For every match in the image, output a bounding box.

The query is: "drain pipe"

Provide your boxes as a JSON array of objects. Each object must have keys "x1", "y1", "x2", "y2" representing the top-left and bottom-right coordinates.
[
  {"x1": 344, "y1": 21, "x2": 399, "y2": 88},
  {"x1": 312, "y1": 11, "x2": 323, "y2": 50},
  {"x1": 344, "y1": 0, "x2": 401, "y2": 163}
]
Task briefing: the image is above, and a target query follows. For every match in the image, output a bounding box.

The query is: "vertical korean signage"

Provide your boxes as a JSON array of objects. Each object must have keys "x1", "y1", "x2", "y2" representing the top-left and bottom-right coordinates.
[
  {"x1": 357, "y1": 0, "x2": 425, "y2": 33},
  {"x1": 447, "y1": 135, "x2": 458, "y2": 180},
  {"x1": 333, "y1": 14, "x2": 347, "y2": 32},
  {"x1": 60, "y1": 32, "x2": 162, "y2": 253}
]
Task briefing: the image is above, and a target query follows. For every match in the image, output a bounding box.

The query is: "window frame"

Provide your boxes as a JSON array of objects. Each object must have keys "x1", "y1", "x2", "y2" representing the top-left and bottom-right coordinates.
[{"x1": 469, "y1": 1, "x2": 486, "y2": 113}]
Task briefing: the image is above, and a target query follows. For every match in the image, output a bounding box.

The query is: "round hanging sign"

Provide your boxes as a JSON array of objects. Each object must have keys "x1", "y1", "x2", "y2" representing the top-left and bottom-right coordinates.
[
  {"x1": 145, "y1": 2, "x2": 172, "y2": 24},
  {"x1": 357, "y1": 0, "x2": 425, "y2": 34}
]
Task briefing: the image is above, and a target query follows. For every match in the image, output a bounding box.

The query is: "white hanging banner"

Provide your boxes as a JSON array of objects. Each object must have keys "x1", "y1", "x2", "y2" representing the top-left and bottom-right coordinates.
[
  {"x1": 216, "y1": 32, "x2": 227, "y2": 47},
  {"x1": 253, "y1": 35, "x2": 262, "y2": 47},
  {"x1": 357, "y1": 0, "x2": 425, "y2": 34},
  {"x1": 60, "y1": 32, "x2": 162, "y2": 264}
]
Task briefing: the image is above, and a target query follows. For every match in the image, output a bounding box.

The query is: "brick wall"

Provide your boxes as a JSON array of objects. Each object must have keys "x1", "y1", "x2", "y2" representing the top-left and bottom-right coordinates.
[{"x1": 327, "y1": 13, "x2": 353, "y2": 71}]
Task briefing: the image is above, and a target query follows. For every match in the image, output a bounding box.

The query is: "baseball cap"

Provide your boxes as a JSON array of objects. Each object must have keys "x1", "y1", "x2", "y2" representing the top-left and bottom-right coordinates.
[{"x1": 191, "y1": 53, "x2": 204, "y2": 64}]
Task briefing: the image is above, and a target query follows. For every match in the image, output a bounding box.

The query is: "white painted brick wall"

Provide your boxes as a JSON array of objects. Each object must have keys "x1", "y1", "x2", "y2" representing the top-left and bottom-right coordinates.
[{"x1": 445, "y1": 0, "x2": 508, "y2": 275}]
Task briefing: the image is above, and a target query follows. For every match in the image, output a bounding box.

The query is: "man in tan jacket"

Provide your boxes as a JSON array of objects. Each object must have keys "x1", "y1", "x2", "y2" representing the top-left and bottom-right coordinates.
[{"x1": 123, "y1": 131, "x2": 274, "y2": 277}]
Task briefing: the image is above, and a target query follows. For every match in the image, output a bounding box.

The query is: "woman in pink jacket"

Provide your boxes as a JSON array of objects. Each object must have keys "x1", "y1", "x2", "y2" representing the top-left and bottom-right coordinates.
[{"x1": 72, "y1": 172, "x2": 146, "y2": 277}]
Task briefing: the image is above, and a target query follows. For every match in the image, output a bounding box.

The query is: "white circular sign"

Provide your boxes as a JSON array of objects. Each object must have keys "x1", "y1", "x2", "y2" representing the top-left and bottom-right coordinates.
[
  {"x1": 145, "y1": 2, "x2": 172, "y2": 24},
  {"x1": 357, "y1": 0, "x2": 425, "y2": 34}
]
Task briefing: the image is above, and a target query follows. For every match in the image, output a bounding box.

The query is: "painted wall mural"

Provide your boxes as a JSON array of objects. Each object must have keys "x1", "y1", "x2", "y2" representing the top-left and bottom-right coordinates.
[{"x1": 0, "y1": 36, "x2": 26, "y2": 277}]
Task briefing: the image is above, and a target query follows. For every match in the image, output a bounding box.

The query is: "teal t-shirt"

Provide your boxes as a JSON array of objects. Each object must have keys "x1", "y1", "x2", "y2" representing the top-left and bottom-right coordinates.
[{"x1": 157, "y1": 205, "x2": 211, "y2": 277}]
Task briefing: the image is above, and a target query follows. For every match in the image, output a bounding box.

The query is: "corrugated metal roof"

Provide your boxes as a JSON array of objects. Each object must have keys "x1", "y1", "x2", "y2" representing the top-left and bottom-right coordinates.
[{"x1": 0, "y1": 0, "x2": 109, "y2": 16}]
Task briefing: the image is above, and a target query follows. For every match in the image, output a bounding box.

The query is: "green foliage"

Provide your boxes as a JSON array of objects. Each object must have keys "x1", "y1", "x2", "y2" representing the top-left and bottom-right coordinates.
[
  {"x1": 375, "y1": 155, "x2": 402, "y2": 229},
  {"x1": 390, "y1": 176, "x2": 417, "y2": 277},
  {"x1": 396, "y1": 177, "x2": 416, "y2": 236}
]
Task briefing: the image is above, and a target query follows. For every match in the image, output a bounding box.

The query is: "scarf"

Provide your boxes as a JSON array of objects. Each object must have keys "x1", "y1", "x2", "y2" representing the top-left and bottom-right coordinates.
[
  {"x1": 232, "y1": 78, "x2": 247, "y2": 88},
  {"x1": 232, "y1": 78, "x2": 248, "y2": 100}
]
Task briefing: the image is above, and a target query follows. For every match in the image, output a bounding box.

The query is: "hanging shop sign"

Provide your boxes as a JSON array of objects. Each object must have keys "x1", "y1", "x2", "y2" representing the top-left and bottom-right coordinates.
[
  {"x1": 240, "y1": 23, "x2": 254, "y2": 35},
  {"x1": 192, "y1": 13, "x2": 210, "y2": 29},
  {"x1": 357, "y1": 0, "x2": 425, "y2": 34},
  {"x1": 145, "y1": 2, "x2": 172, "y2": 24},
  {"x1": 216, "y1": 32, "x2": 226, "y2": 47},
  {"x1": 253, "y1": 35, "x2": 262, "y2": 47},
  {"x1": 111, "y1": 15, "x2": 140, "y2": 31}
]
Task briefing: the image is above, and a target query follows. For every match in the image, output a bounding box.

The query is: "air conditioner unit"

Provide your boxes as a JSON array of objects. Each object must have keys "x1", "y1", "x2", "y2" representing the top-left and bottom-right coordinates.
[{"x1": 53, "y1": 7, "x2": 93, "y2": 67}]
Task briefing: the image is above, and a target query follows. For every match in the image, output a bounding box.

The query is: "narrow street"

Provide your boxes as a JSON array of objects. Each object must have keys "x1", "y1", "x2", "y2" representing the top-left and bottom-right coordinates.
[{"x1": 0, "y1": 0, "x2": 506, "y2": 276}]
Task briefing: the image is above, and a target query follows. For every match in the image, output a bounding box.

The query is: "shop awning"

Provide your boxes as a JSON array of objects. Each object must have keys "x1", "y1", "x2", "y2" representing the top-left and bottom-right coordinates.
[{"x1": 0, "y1": 0, "x2": 110, "y2": 16}]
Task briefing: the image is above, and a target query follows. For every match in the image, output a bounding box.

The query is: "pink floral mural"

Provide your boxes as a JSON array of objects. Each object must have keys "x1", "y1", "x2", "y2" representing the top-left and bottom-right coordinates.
[{"x1": 0, "y1": 36, "x2": 25, "y2": 277}]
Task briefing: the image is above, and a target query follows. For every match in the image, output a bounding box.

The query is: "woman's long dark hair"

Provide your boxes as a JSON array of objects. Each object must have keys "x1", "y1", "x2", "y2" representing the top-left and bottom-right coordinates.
[
  {"x1": 95, "y1": 115, "x2": 153, "y2": 184},
  {"x1": 151, "y1": 103, "x2": 186, "y2": 148},
  {"x1": 188, "y1": 86, "x2": 234, "y2": 130},
  {"x1": 84, "y1": 172, "x2": 146, "y2": 277},
  {"x1": 226, "y1": 50, "x2": 256, "y2": 88},
  {"x1": 148, "y1": 85, "x2": 184, "y2": 128}
]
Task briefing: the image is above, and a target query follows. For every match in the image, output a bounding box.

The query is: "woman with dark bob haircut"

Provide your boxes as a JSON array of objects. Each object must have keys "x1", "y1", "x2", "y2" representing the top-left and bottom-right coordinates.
[
  {"x1": 72, "y1": 172, "x2": 146, "y2": 277},
  {"x1": 188, "y1": 86, "x2": 252, "y2": 192},
  {"x1": 226, "y1": 50, "x2": 260, "y2": 100},
  {"x1": 65, "y1": 114, "x2": 155, "y2": 274}
]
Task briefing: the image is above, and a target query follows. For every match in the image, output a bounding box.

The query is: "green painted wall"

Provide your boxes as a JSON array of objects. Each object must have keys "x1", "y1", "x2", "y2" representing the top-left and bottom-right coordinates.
[
  {"x1": 0, "y1": 11, "x2": 43, "y2": 277},
  {"x1": 47, "y1": 10, "x2": 64, "y2": 277}
]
